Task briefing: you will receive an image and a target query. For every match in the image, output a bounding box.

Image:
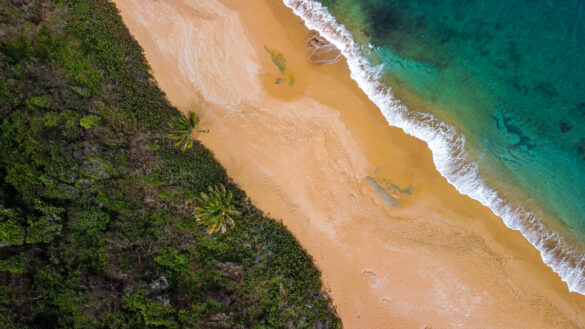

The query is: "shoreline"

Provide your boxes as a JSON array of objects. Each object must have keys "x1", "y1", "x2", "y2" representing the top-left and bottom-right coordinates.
[
  {"x1": 113, "y1": 0, "x2": 585, "y2": 327},
  {"x1": 282, "y1": 0, "x2": 585, "y2": 296}
]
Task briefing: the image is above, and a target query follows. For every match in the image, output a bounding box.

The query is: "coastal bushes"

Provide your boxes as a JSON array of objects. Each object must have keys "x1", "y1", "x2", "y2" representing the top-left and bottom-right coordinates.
[{"x1": 0, "y1": 0, "x2": 340, "y2": 328}]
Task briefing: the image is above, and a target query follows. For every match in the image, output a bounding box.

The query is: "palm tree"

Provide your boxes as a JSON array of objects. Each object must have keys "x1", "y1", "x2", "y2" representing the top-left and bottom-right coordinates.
[
  {"x1": 168, "y1": 112, "x2": 208, "y2": 151},
  {"x1": 194, "y1": 184, "x2": 240, "y2": 234}
]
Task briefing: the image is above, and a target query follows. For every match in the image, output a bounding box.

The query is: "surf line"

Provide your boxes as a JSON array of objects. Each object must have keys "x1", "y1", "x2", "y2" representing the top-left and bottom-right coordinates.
[{"x1": 282, "y1": 0, "x2": 585, "y2": 295}]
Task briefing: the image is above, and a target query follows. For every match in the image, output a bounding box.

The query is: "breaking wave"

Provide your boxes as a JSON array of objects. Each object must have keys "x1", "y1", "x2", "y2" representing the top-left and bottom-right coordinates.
[{"x1": 282, "y1": 0, "x2": 585, "y2": 295}]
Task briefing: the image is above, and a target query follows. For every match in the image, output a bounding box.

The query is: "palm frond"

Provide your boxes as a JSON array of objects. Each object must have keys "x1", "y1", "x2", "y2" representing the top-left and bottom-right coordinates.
[
  {"x1": 193, "y1": 184, "x2": 241, "y2": 234},
  {"x1": 168, "y1": 111, "x2": 208, "y2": 151}
]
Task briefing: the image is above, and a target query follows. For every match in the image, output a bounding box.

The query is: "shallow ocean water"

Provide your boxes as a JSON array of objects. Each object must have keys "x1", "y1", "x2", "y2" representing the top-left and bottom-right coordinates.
[
  {"x1": 281, "y1": 0, "x2": 585, "y2": 292},
  {"x1": 316, "y1": 0, "x2": 585, "y2": 237}
]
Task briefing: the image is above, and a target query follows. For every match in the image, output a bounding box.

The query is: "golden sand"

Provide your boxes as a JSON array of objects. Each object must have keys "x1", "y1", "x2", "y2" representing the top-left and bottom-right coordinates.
[{"x1": 113, "y1": 0, "x2": 585, "y2": 327}]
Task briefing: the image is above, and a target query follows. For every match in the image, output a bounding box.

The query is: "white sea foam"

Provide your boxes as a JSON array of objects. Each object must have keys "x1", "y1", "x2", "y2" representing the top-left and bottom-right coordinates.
[{"x1": 282, "y1": 0, "x2": 585, "y2": 295}]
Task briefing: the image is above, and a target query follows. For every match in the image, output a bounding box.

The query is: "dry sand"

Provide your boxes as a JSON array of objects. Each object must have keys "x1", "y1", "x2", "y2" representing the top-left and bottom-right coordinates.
[{"x1": 113, "y1": 0, "x2": 585, "y2": 327}]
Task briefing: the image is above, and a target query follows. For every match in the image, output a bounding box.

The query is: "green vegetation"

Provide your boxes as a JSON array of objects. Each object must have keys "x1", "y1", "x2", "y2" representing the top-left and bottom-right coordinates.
[
  {"x1": 194, "y1": 185, "x2": 240, "y2": 234},
  {"x1": 80, "y1": 114, "x2": 101, "y2": 129},
  {"x1": 169, "y1": 112, "x2": 208, "y2": 151},
  {"x1": 0, "y1": 1, "x2": 341, "y2": 328}
]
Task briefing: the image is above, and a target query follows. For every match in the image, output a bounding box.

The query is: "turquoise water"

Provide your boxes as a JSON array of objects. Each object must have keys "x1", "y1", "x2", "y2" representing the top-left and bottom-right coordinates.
[
  {"x1": 283, "y1": 0, "x2": 585, "y2": 292},
  {"x1": 319, "y1": 0, "x2": 585, "y2": 236}
]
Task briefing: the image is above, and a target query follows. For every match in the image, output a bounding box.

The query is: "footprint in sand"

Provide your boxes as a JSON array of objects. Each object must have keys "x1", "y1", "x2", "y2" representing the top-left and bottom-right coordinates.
[{"x1": 362, "y1": 270, "x2": 379, "y2": 287}]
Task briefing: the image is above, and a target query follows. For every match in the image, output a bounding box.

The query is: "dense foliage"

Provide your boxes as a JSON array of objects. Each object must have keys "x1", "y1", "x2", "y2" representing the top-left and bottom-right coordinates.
[{"x1": 0, "y1": 0, "x2": 341, "y2": 328}]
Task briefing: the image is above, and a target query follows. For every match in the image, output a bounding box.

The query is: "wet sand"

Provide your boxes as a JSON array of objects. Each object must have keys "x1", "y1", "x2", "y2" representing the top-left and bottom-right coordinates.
[{"x1": 113, "y1": 0, "x2": 585, "y2": 327}]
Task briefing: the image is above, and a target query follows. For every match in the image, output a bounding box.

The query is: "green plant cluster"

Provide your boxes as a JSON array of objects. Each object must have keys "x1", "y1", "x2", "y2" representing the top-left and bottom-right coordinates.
[
  {"x1": 194, "y1": 184, "x2": 240, "y2": 234},
  {"x1": 168, "y1": 112, "x2": 208, "y2": 152},
  {"x1": 0, "y1": 1, "x2": 341, "y2": 328}
]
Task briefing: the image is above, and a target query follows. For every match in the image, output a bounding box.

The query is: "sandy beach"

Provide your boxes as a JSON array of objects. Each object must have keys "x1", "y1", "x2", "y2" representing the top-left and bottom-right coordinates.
[{"x1": 113, "y1": 0, "x2": 585, "y2": 327}]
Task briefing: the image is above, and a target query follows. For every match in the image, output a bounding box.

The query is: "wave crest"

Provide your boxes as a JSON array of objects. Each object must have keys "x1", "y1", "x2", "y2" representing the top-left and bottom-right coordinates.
[{"x1": 282, "y1": 0, "x2": 585, "y2": 295}]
